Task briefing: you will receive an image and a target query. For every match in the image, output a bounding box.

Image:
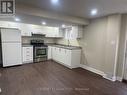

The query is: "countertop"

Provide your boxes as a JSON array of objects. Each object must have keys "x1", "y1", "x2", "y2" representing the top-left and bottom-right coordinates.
[
  {"x1": 22, "y1": 44, "x2": 33, "y2": 47},
  {"x1": 22, "y1": 43, "x2": 82, "y2": 50},
  {"x1": 47, "y1": 44, "x2": 82, "y2": 50}
]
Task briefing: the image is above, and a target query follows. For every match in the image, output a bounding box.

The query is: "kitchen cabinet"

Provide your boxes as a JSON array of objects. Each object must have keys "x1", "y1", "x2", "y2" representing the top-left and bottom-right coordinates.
[
  {"x1": 0, "y1": 21, "x2": 63, "y2": 38},
  {"x1": 52, "y1": 47, "x2": 59, "y2": 61},
  {"x1": 48, "y1": 46, "x2": 81, "y2": 68},
  {"x1": 65, "y1": 26, "x2": 83, "y2": 39},
  {"x1": 48, "y1": 46, "x2": 52, "y2": 59},
  {"x1": 46, "y1": 27, "x2": 64, "y2": 38},
  {"x1": 22, "y1": 46, "x2": 33, "y2": 63},
  {"x1": 20, "y1": 24, "x2": 32, "y2": 36},
  {"x1": 0, "y1": 21, "x2": 32, "y2": 36}
]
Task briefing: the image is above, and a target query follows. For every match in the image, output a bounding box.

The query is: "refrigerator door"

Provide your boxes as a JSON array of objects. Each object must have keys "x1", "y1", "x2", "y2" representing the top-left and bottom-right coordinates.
[
  {"x1": 1, "y1": 28, "x2": 21, "y2": 43},
  {"x1": 2, "y1": 43, "x2": 22, "y2": 67}
]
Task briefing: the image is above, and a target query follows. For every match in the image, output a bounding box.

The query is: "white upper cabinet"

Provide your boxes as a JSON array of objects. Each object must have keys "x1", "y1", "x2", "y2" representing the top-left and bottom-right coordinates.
[
  {"x1": 20, "y1": 24, "x2": 32, "y2": 36},
  {"x1": 45, "y1": 27, "x2": 64, "y2": 38},
  {"x1": 0, "y1": 21, "x2": 82, "y2": 38},
  {"x1": 0, "y1": 21, "x2": 64, "y2": 38},
  {"x1": 64, "y1": 26, "x2": 83, "y2": 39},
  {"x1": 0, "y1": 21, "x2": 32, "y2": 36}
]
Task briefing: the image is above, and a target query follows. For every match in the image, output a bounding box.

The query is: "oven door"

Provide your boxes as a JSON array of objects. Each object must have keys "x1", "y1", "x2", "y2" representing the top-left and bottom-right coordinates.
[{"x1": 35, "y1": 47, "x2": 47, "y2": 58}]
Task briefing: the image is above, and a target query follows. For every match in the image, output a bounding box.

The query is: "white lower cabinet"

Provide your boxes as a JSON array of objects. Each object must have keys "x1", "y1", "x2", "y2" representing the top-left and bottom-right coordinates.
[
  {"x1": 22, "y1": 46, "x2": 33, "y2": 64},
  {"x1": 48, "y1": 46, "x2": 81, "y2": 68},
  {"x1": 48, "y1": 46, "x2": 52, "y2": 59}
]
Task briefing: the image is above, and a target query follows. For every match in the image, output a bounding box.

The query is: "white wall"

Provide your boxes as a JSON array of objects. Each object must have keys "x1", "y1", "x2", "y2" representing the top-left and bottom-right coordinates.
[
  {"x1": 79, "y1": 17, "x2": 107, "y2": 72},
  {"x1": 56, "y1": 14, "x2": 122, "y2": 81}
]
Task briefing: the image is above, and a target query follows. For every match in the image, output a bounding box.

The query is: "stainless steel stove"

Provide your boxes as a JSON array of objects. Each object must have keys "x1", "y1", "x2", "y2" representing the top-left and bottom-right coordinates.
[{"x1": 31, "y1": 40, "x2": 48, "y2": 62}]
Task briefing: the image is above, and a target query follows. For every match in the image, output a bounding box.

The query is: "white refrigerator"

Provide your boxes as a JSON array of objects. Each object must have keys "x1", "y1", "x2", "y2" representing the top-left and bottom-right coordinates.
[{"x1": 0, "y1": 28, "x2": 22, "y2": 67}]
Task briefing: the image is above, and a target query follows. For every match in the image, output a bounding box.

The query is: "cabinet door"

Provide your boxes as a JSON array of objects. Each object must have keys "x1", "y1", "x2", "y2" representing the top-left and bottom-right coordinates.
[
  {"x1": 23, "y1": 47, "x2": 27, "y2": 63},
  {"x1": 65, "y1": 49, "x2": 71, "y2": 66},
  {"x1": 57, "y1": 48, "x2": 62, "y2": 62},
  {"x1": 45, "y1": 27, "x2": 55, "y2": 37},
  {"x1": 55, "y1": 47, "x2": 60, "y2": 61},
  {"x1": 52, "y1": 47, "x2": 57, "y2": 61},
  {"x1": 45, "y1": 27, "x2": 61, "y2": 38},
  {"x1": 20, "y1": 24, "x2": 32, "y2": 36},
  {"x1": 59, "y1": 48, "x2": 66, "y2": 63},
  {"x1": 48, "y1": 46, "x2": 52, "y2": 59}
]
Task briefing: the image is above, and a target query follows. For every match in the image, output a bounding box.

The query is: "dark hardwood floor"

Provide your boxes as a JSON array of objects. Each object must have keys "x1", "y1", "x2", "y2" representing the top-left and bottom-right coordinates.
[{"x1": 0, "y1": 60, "x2": 127, "y2": 95}]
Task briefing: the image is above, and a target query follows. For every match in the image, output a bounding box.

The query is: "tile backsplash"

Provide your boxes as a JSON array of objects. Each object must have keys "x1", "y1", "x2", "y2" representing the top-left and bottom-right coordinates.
[{"x1": 22, "y1": 36, "x2": 56, "y2": 44}]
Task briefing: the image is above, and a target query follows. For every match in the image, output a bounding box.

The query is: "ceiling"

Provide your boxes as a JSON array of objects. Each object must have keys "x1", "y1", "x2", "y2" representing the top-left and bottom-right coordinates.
[
  {"x1": 16, "y1": 0, "x2": 127, "y2": 19},
  {"x1": 0, "y1": 13, "x2": 76, "y2": 27}
]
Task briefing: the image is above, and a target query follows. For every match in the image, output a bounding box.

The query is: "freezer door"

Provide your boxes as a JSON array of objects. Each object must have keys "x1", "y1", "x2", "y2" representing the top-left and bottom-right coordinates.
[
  {"x1": 1, "y1": 28, "x2": 21, "y2": 42},
  {"x1": 2, "y1": 43, "x2": 22, "y2": 67}
]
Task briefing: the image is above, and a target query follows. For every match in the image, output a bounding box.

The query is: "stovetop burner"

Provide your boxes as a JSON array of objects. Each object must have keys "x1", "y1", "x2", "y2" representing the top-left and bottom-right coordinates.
[{"x1": 31, "y1": 40, "x2": 47, "y2": 47}]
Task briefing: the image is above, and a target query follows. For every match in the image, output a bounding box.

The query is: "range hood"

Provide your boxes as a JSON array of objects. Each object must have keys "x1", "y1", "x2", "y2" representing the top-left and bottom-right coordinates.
[{"x1": 32, "y1": 32, "x2": 46, "y2": 37}]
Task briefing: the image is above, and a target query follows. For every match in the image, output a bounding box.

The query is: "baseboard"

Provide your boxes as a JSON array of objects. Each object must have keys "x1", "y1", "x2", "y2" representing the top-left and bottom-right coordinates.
[
  {"x1": 103, "y1": 75, "x2": 116, "y2": 82},
  {"x1": 80, "y1": 64, "x2": 105, "y2": 76},
  {"x1": 80, "y1": 64, "x2": 122, "y2": 82},
  {"x1": 116, "y1": 76, "x2": 123, "y2": 82}
]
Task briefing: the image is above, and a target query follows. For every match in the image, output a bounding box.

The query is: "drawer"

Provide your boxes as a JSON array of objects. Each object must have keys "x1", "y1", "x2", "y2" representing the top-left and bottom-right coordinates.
[
  {"x1": 22, "y1": 46, "x2": 33, "y2": 63},
  {"x1": 23, "y1": 56, "x2": 33, "y2": 63}
]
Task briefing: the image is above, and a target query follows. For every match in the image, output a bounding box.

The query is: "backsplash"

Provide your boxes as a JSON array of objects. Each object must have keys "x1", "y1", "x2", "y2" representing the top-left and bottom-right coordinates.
[
  {"x1": 55, "y1": 38, "x2": 80, "y2": 46},
  {"x1": 22, "y1": 36, "x2": 56, "y2": 44}
]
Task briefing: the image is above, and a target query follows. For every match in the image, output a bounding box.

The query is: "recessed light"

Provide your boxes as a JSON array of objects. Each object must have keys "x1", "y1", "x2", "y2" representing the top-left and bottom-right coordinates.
[
  {"x1": 42, "y1": 22, "x2": 46, "y2": 25},
  {"x1": 91, "y1": 9, "x2": 98, "y2": 16},
  {"x1": 51, "y1": 0, "x2": 59, "y2": 4},
  {"x1": 15, "y1": 18, "x2": 20, "y2": 21},
  {"x1": 62, "y1": 24, "x2": 66, "y2": 28}
]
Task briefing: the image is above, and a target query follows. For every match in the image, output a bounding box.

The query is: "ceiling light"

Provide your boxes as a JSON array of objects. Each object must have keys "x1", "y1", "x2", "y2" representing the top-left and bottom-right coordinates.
[
  {"x1": 91, "y1": 9, "x2": 98, "y2": 16},
  {"x1": 62, "y1": 24, "x2": 66, "y2": 28},
  {"x1": 15, "y1": 18, "x2": 20, "y2": 21},
  {"x1": 51, "y1": 0, "x2": 59, "y2": 4},
  {"x1": 42, "y1": 22, "x2": 46, "y2": 25}
]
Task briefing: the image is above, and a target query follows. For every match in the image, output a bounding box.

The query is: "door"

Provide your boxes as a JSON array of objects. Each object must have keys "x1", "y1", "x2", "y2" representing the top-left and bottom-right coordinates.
[
  {"x1": 1, "y1": 28, "x2": 21, "y2": 42},
  {"x1": 2, "y1": 43, "x2": 22, "y2": 67}
]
